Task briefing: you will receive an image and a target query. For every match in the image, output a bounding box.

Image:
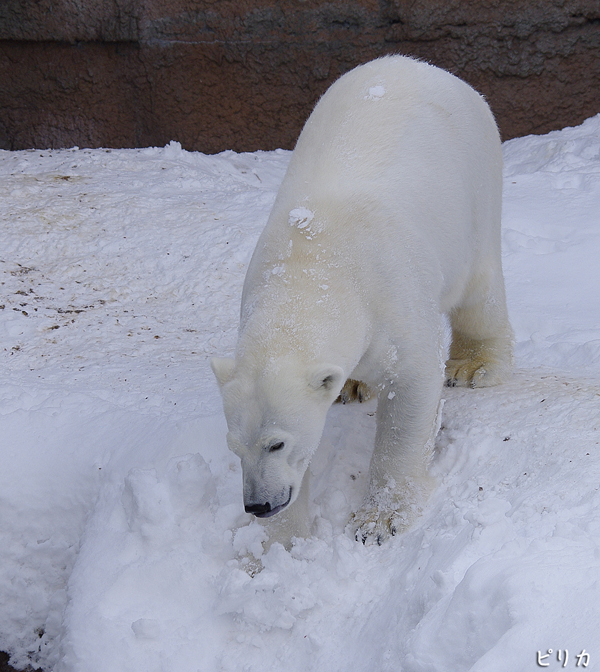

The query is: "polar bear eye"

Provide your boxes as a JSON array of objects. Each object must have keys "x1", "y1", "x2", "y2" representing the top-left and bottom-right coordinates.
[{"x1": 268, "y1": 441, "x2": 285, "y2": 453}]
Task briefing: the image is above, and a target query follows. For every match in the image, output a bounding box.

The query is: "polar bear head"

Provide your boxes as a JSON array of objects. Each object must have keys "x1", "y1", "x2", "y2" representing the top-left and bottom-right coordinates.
[{"x1": 211, "y1": 356, "x2": 344, "y2": 517}]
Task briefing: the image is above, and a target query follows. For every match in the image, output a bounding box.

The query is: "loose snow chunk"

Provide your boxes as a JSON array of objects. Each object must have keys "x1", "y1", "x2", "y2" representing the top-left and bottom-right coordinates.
[
  {"x1": 288, "y1": 207, "x2": 315, "y2": 229},
  {"x1": 162, "y1": 140, "x2": 183, "y2": 159},
  {"x1": 365, "y1": 85, "x2": 385, "y2": 101},
  {"x1": 131, "y1": 618, "x2": 160, "y2": 640}
]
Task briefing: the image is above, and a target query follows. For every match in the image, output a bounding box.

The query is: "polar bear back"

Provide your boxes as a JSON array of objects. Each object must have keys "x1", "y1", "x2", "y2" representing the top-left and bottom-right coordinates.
[
  {"x1": 242, "y1": 55, "x2": 503, "y2": 341},
  {"x1": 289, "y1": 56, "x2": 500, "y2": 200}
]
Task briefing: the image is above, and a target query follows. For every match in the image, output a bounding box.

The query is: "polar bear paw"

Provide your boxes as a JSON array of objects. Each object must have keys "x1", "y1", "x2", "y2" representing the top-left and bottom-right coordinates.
[
  {"x1": 445, "y1": 333, "x2": 512, "y2": 388},
  {"x1": 445, "y1": 359, "x2": 492, "y2": 388},
  {"x1": 336, "y1": 379, "x2": 373, "y2": 404},
  {"x1": 445, "y1": 358, "x2": 507, "y2": 388},
  {"x1": 351, "y1": 505, "x2": 411, "y2": 546}
]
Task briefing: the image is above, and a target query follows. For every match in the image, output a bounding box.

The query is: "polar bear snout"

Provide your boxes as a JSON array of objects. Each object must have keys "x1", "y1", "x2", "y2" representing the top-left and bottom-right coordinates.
[{"x1": 244, "y1": 486, "x2": 292, "y2": 518}]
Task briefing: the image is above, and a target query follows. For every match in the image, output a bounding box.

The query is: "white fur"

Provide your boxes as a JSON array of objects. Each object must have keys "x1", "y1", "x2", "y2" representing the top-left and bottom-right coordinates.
[{"x1": 212, "y1": 55, "x2": 513, "y2": 546}]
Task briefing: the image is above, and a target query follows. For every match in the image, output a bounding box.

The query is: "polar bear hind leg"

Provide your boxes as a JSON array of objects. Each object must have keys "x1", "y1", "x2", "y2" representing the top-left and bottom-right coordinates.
[{"x1": 446, "y1": 271, "x2": 513, "y2": 388}]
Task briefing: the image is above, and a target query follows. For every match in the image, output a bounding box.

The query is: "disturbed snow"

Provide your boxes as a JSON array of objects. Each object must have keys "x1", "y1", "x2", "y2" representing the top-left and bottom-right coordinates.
[{"x1": 1, "y1": 116, "x2": 599, "y2": 671}]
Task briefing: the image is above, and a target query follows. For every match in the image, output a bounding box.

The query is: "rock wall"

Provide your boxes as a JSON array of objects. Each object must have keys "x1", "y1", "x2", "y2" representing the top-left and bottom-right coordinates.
[{"x1": 1, "y1": 0, "x2": 599, "y2": 152}]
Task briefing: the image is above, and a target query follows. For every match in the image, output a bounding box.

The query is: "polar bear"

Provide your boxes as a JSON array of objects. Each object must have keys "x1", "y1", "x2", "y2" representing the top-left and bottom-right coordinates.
[{"x1": 212, "y1": 55, "x2": 513, "y2": 546}]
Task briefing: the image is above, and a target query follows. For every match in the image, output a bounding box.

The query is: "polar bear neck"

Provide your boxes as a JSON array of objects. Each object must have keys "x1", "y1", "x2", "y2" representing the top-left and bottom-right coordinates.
[
  {"x1": 237, "y1": 219, "x2": 369, "y2": 376},
  {"x1": 237, "y1": 277, "x2": 365, "y2": 374}
]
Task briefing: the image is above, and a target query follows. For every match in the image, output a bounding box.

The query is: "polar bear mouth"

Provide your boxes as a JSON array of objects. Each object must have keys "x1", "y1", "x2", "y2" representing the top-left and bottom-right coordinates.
[{"x1": 250, "y1": 487, "x2": 292, "y2": 518}]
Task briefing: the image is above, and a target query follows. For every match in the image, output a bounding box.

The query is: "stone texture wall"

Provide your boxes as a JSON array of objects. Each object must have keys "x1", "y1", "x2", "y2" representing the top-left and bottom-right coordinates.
[{"x1": 1, "y1": 0, "x2": 599, "y2": 152}]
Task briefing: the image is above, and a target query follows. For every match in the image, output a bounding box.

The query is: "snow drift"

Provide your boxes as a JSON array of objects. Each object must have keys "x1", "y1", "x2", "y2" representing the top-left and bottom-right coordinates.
[{"x1": 1, "y1": 118, "x2": 599, "y2": 670}]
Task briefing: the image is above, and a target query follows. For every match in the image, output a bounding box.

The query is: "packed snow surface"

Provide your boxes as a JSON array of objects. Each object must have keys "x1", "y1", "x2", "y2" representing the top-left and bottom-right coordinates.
[{"x1": 1, "y1": 117, "x2": 599, "y2": 671}]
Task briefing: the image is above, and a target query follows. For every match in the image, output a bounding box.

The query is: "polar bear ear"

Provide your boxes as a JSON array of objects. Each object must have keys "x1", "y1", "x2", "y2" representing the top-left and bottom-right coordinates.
[
  {"x1": 308, "y1": 364, "x2": 345, "y2": 396},
  {"x1": 210, "y1": 357, "x2": 236, "y2": 388}
]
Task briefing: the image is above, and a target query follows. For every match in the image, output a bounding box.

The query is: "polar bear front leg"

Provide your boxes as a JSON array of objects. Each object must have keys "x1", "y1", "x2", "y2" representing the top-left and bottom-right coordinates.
[{"x1": 353, "y1": 362, "x2": 442, "y2": 545}]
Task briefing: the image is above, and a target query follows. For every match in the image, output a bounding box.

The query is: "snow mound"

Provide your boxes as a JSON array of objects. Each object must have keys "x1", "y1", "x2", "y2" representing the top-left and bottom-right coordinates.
[{"x1": 1, "y1": 117, "x2": 599, "y2": 671}]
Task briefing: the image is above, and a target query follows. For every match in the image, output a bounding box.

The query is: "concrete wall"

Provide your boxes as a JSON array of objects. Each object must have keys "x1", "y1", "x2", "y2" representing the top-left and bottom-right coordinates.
[{"x1": 1, "y1": 0, "x2": 599, "y2": 152}]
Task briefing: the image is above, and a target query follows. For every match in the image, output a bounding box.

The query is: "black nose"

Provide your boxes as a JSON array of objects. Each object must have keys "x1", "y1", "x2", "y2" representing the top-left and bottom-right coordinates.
[{"x1": 245, "y1": 502, "x2": 271, "y2": 516}]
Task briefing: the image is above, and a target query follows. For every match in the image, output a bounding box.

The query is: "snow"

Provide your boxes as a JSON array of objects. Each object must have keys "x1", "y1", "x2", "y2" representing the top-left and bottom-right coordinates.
[
  {"x1": 288, "y1": 207, "x2": 315, "y2": 228},
  {"x1": 365, "y1": 85, "x2": 386, "y2": 100},
  {"x1": 1, "y1": 116, "x2": 599, "y2": 671}
]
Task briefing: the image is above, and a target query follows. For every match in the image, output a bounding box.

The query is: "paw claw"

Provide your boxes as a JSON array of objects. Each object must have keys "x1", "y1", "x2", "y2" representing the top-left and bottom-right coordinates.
[{"x1": 351, "y1": 505, "x2": 408, "y2": 546}]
